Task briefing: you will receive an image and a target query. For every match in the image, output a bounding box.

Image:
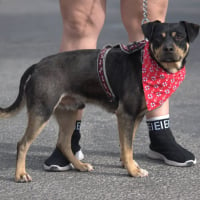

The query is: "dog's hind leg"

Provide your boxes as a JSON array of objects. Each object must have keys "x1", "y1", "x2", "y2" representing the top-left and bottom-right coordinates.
[
  {"x1": 15, "y1": 112, "x2": 49, "y2": 183},
  {"x1": 54, "y1": 107, "x2": 93, "y2": 172},
  {"x1": 116, "y1": 106, "x2": 148, "y2": 177}
]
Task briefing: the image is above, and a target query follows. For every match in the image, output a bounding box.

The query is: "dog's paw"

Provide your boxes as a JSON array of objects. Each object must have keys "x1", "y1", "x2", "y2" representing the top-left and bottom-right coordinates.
[
  {"x1": 137, "y1": 168, "x2": 149, "y2": 177},
  {"x1": 126, "y1": 160, "x2": 149, "y2": 178},
  {"x1": 15, "y1": 173, "x2": 32, "y2": 183},
  {"x1": 128, "y1": 167, "x2": 149, "y2": 178},
  {"x1": 79, "y1": 163, "x2": 94, "y2": 172}
]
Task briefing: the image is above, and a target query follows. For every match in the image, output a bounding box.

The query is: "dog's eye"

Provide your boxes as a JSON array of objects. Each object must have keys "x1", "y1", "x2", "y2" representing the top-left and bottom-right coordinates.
[{"x1": 174, "y1": 34, "x2": 185, "y2": 41}]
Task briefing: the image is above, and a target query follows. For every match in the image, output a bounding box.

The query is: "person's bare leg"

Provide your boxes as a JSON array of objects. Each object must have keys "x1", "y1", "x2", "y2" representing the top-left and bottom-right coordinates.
[
  {"x1": 44, "y1": 0, "x2": 106, "y2": 171},
  {"x1": 59, "y1": 0, "x2": 106, "y2": 120},
  {"x1": 121, "y1": 0, "x2": 168, "y2": 41},
  {"x1": 120, "y1": 0, "x2": 196, "y2": 166}
]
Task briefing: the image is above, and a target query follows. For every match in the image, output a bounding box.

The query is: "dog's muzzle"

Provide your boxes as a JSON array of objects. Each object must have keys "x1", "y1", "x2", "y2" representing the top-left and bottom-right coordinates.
[{"x1": 159, "y1": 45, "x2": 182, "y2": 62}]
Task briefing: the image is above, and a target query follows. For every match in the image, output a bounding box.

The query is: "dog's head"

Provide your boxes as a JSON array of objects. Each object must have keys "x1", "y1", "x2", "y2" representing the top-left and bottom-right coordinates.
[{"x1": 142, "y1": 21, "x2": 200, "y2": 73}]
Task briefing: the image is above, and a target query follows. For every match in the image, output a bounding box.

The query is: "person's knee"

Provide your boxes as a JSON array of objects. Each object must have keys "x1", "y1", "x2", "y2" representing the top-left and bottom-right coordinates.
[
  {"x1": 62, "y1": 13, "x2": 92, "y2": 39},
  {"x1": 61, "y1": 5, "x2": 105, "y2": 40}
]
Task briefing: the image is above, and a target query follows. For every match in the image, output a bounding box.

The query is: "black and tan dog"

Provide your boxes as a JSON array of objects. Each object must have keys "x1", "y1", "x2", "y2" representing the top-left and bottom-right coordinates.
[{"x1": 0, "y1": 21, "x2": 199, "y2": 182}]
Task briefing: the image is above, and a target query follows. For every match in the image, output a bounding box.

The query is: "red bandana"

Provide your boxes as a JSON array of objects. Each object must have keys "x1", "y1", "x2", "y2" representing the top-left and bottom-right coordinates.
[{"x1": 142, "y1": 41, "x2": 186, "y2": 111}]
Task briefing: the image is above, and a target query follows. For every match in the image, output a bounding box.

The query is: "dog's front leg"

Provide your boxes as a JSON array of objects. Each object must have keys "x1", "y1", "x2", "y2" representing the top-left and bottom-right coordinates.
[
  {"x1": 54, "y1": 107, "x2": 93, "y2": 172},
  {"x1": 116, "y1": 106, "x2": 148, "y2": 177}
]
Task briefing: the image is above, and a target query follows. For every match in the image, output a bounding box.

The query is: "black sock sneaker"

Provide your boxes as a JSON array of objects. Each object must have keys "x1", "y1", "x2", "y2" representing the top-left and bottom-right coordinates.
[
  {"x1": 147, "y1": 128, "x2": 196, "y2": 167},
  {"x1": 43, "y1": 130, "x2": 84, "y2": 171}
]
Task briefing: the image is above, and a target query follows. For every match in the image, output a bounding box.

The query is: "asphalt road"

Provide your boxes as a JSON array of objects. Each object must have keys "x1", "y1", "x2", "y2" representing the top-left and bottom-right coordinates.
[{"x1": 0, "y1": 0, "x2": 200, "y2": 199}]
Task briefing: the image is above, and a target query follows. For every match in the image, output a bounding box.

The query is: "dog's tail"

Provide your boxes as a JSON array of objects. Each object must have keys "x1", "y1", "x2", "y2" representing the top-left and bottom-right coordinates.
[{"x1": 0, "y1": 64, "x2": 36, "y2": 118}]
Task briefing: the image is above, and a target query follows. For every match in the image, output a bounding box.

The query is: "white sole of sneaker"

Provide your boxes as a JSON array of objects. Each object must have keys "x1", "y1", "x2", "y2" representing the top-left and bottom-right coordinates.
[
  {"x1": 147, "y1": 149, "x2": 197, "y2": 167},
  {"x1": 43, "y1": 150, "x2": 84, "y2": 171}
]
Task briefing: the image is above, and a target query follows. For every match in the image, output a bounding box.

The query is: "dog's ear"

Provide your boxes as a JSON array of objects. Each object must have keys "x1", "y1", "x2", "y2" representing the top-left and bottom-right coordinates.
[
  {"x1": 142, "y1": 20, "x2": 161, "y2": 40},
  {"x1": 180, "y1": 21, "x2": 200, "y2": 43}
]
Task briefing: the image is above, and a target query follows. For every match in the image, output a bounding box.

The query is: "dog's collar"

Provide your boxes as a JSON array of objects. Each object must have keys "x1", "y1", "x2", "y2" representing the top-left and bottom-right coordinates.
[{"x1": 142, "y1": 41, "x2": 186, "y2": 111}]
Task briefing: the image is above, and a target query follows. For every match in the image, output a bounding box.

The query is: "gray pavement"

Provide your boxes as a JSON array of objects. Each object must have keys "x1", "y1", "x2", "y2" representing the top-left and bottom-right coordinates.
[{"x1": 0, "y1": 0, "x2": 200, "y2": 199}]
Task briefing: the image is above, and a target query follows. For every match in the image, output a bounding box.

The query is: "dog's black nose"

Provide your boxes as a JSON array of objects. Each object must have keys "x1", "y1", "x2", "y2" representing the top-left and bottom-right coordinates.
[{"x1": 163, "y1": 45, "x2": 174, "y2": 52}]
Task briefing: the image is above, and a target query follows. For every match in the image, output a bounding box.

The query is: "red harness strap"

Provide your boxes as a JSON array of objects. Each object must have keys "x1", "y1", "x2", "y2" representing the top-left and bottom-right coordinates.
[{"x1": 97, "y1": 45, "x2": 114, "y2": 102}]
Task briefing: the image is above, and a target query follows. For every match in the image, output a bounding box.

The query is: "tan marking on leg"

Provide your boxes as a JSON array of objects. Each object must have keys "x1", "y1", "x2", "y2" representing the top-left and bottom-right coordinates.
[
  {"x1": 116, "y1": 104, "x2": 148, "y2": 177},
  {"x1": 54, "y1": 107, "x2": 93, "y2": 172},
  {"x1": 15, "y1": 113, "x2": 49, "y2": 182}
]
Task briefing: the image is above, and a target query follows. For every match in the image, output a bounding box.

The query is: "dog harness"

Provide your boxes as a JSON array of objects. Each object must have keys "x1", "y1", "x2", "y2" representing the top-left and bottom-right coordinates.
[
  {"x1": 97, "y1": 45, "x2": 115, "y2": 102},
  {"x1": 97, "y1": 40, "x2": 146, "y2": 102},
  {"x1": 97, "y1": 40, "x2": 186, "y2": 111}
]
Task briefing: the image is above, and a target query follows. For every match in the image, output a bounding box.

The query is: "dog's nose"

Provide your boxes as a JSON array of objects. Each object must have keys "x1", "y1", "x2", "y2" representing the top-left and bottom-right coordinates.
[
  {"x1": 163, "y1": 45, "x2": 174, "y2": 52},
  {"x1": 163, "y1": 44, "x2": 174, "y2": 52}
]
